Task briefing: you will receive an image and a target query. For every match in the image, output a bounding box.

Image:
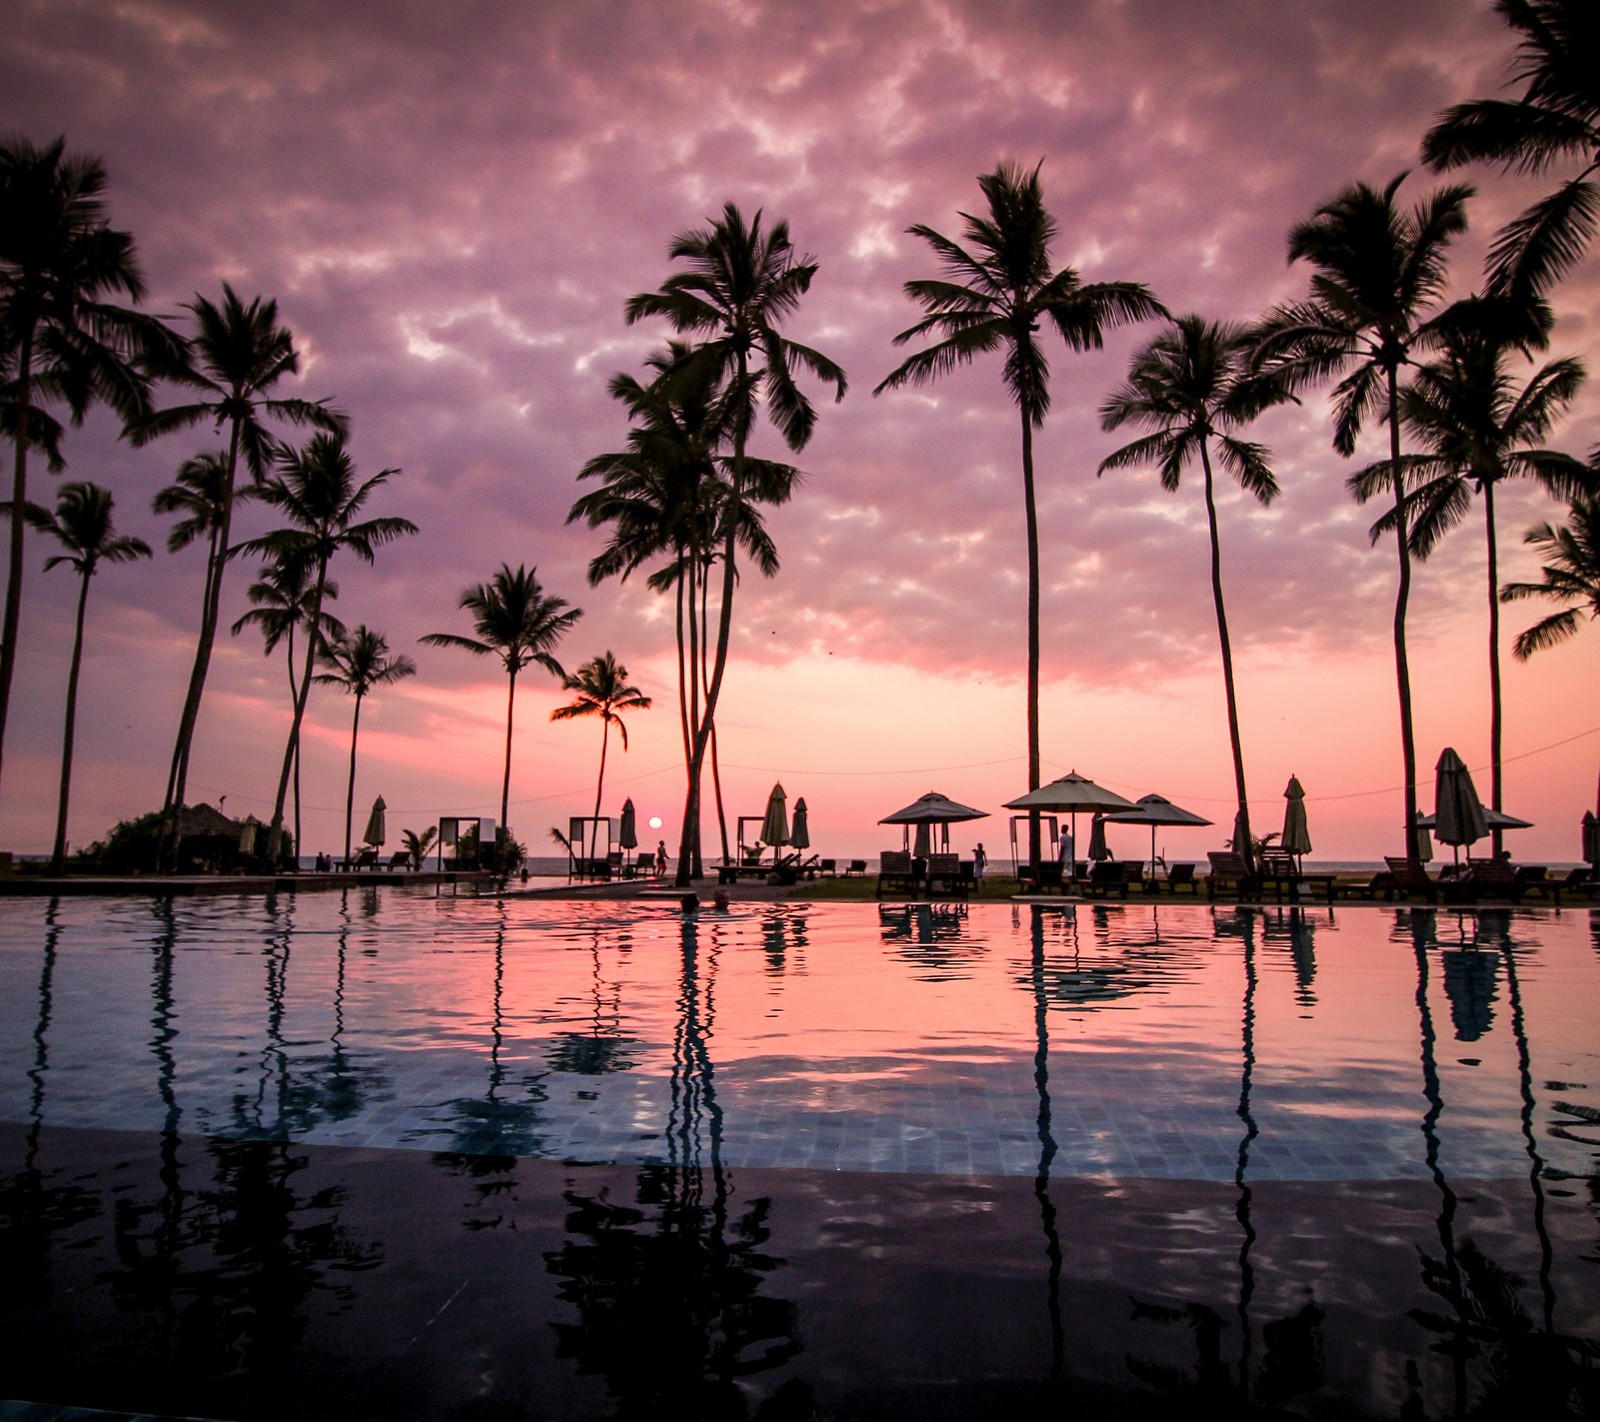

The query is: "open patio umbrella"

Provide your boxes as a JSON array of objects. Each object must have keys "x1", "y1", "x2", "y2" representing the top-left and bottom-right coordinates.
[
  {"x1": 1087, "y1": 814, "x2": 1111, "y2": 862},
  {"x1": 791, "y1": 798, "x2": 810, "y2": 852},
  {"x1": 1434, "y1": 748, "x2": 1489, "y2": 870},
  {"x1": 362, "y1": 796, "x2": 386, "y2": 849},
  {"x1": 761, "y1": 783, "x2": 790, "y2": 862},
  {"x1": 880, "y1": 791, "x2": 988, "y2": 853},
  {"x1": 1415, "y1": 807, "x2": 1532, "y2": 832},
  {"x1": 1005, "y1": 772, "x2": 1135, "y2": 869},
  {"x1": 1104, "y1": 793, "x2": 1212, "y2": 878},
  {"x1": 1281, "y1": 776, "x2": 1312, "y2": 868}
]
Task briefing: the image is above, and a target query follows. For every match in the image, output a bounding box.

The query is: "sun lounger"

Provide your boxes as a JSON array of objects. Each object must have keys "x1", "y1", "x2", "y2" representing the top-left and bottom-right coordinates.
[
  {"x1": 877, "y1": 850, "x2": 921, "y2": 898},
  {"x1": 819, "y1": 858, "x2": 838, "y2": 877},
  {"x1": 1162, "y1": 863, "x2": 1200, "y2": 895},
  {"x1": 845, "y1": 859, "x2": 867, "y2": 877},
  {"x1": 1205, "y1": 851, "x2": 1259, "y2": 901},
  {"x1": 343, "y1": 848, "x2": 379, "y2": 872},
  {"x1": 1257, "y1": 851, "x2": 1337, "y2": 904},
  {"x1": 924, "y1": 853, "x2": 969, "y2": 898},
  {"x1": 1382, "y1": 855, "x2": 1467, "y2": 904},
  {"x1": 1019, "y1": 860, "x2": 1065, "y2": 894},
  {"x1": 387, "y1": 851, "x2": 411, "y2": 871},
  {"x1": 1082, "y1": 860, "x2": 1144, "y2": 898}
]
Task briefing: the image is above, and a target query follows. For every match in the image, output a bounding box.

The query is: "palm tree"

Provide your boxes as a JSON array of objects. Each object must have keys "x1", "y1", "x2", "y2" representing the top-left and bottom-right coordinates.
[
  {"x1": 131, "y1": 283, "x2": 345, "y2": 860},
  {"x1": 421, "y1": 563, "x2": 581, "y2": 855},
  {"x1": 1501, "y1": 492, "x2": 1600, "y2": 657},
  {"x1": 625, "y1": 203, "x2": 845, "y2": 886},
  {"x1": 570, "y1": 343, "x2": 794, "y2": 869},
  {"x1": 1098, "y1": 316, "x2": 1288, "y2": 869},
  {"x1": 1352, "y1": 296, "x2": 1592, "y2": 845},
  {"x1": 315, "y1": 625, "x2": 416, "y2": 865},
  {"x1": 401, "y1": 824, "x2": 437, "y2": 872},
  {"x1": 550, "y1": 652, "x2": 652, "y2": 862},
  {"x1": 231, "y1": 553, "x2": 344, "y2": 858},
  {"x1": 1252, "y1": 172, "x2": 1473, "y2": 863},
  {"x1": 234, "y1": 433, "x2": 415, "y2": 862},
  {"x1": 153, "y1": 450, "x2": 260, "y2": 627},
  {"x1": 1422, "y1": 0, "x2": 1599, "y2": 303},
  {"x1": 0, "y1": 136, "x2": 173, "y2": 800},
  {"x1": 23, "y1": 482, "x2": 150, "y2": 871},
  {"x1": 875, "y1": 161, "x2": 1163, "y2": 873}
]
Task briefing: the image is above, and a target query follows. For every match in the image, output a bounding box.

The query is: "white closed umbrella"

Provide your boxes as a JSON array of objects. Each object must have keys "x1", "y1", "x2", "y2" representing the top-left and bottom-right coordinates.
[
  {"x1": 761, "y1": 783, "x2": 789, "y2": 862},
  {"x1": 1281, "y1": 776, "x2": 1312, "y2": 867},
  {"x1": 362, "y1": 796, "x2": 387, "y2": 849}
]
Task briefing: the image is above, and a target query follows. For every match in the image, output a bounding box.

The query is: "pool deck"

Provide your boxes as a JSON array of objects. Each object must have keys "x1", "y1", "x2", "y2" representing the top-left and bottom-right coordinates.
[{"x1": 0, "y1": 868, "x2": 491, "y2": 896}]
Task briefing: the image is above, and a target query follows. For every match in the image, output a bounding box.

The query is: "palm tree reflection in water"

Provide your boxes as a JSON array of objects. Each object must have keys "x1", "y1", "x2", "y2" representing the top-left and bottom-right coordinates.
[{"x1": 543, "y1": 911, "x2": 806, "y2": 1416}]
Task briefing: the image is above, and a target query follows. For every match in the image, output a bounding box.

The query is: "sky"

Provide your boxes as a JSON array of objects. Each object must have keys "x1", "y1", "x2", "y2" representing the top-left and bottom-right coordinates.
[{"x1": 2, "y1": 0, "x2": 1597, "y2": 866}]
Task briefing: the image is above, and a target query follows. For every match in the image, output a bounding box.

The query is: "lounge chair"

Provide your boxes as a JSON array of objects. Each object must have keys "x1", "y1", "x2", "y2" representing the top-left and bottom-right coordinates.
[
  {"x1": 819, "y1": 858, "x2": 838, "y2": 877},
  {"x1": 1082, "y1": 860, "x2": 1144, "y2": 898},
  {"x1": 1341, "y1": 869, "x2": 1398, "y2": 901},
  {"x1": 846, "y1": 859, "x2": 868, "y2": 877},
  {"x1": 1163, "y1": 863, "x2": 1200, "y2": 895},
  {"x1": 345, "y1": 848, "x2": 379, "y2": 872},
  {"x1": 1019, "y1": 860, "x2": 1065, "y2": 894},
  {"x1": 925, "y1": 853, "x2": 967, "y2": 897},
  {"x1": 1205, "y1": 851, "x2": 1259, "y2": 901},
  {"x1": 386, "y1": 850, "x2": 411, "y2": 871},
  {"x1": 1258, "y1": 851, "x2": 1338, "y2": 904},
  {"x1": 877, "y1": 850, "x2": 921, "y2": 898},
  {"x1": 1383, "y1": 856, "x2": 1460, "y2": 904}
]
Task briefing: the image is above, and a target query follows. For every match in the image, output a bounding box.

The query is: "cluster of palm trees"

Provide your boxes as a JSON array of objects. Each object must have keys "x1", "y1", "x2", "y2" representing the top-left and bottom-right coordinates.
[{"x1": 5, "y1": 2, "x2": 1598, "y2": 880}]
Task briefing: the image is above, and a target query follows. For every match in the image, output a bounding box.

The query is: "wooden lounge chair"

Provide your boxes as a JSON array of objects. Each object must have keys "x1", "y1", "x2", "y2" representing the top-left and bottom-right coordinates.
[
  {"x1": 845, "y1": 859, "x2": 867, "y2": 877},
  {"x1": 819, "y1": 858, "x2": 838, "y2": 877},
  {"x1": 1082, "y1": 860, "x2": 1144, "y2": 898},
  {"x1": 1383, "y1": 856, "x2": 1453, "y2": 904},
  {"x1": 386, "y1": 850, "x2": 411, "y2": 871},
  {"x1": 1257, "y1": 851, "x2": 1337, "y2": 904},
  {"x1": 1019, "y1": 860, "x2": 1065, "y2": 894},
  {"x1": 1341, "y1": 869, "x2": 1399, "y2": 901},
  {"x1": 1162, "y1": 863, "x2": 1200, "y2": 895},
  {"x1": 877, "y1": 850, "x2": 921, "y2": 898},
  {"x1": 1205, "y1": 851, "x2": 1259, "y2": 901},
  {"x1": 925, "y1": 853, "x2": 967, "y2": 898},
  {"x1": 345, "y1": 847, "x2": 379, "y2": 872}
]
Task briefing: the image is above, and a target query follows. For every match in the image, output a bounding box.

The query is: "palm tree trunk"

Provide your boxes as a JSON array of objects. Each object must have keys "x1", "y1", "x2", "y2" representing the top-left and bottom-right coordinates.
[
  {"x1": 161, "y1": 414, "x2": 243, "y2": 870},
  {"x1": 50, "y1": 569, "x2": 92, "y2": 873},
  {"x1": 0, "y1": 321, "x2": 37, "y2": 804},
  {"x1": 266, "y1": 559, "x2": 327, "y2": 864},
  {"x1": 500, "y1": 665, "x2": 517, "y2": 838},
  {"x1": 1387, "y1": 366, "x2": 1421, "y2": 866},
  {"x1": 1199, "y1": 441, "x2": 1253, "y2": 868},
  {"x1": 701, "y1": 571, "x2": 729, "y2": 864},
  {"x1": 590, "y1": 714, "x2": 610, "y2": 864},
  {"x1": 1484, "y1": 481, "x2": 1503, "y2": 857},
  {"x1": 1020, "y1": 409, "x2": 1043, "y2": 875},
  {"x1": 342, "y1": 690, "x2": 363, "y2": 865},
  {"x1": 286, "y1": 626, "x2": 302, "y2": 863}
]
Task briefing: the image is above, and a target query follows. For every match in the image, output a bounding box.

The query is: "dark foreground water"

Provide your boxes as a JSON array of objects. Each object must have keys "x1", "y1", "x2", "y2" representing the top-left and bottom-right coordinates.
[{"x1": 1, "y1": 892, "x2": 1596, "y2": 1419}]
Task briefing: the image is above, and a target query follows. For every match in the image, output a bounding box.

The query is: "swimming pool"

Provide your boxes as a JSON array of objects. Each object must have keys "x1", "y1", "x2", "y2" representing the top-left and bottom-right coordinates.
[{"x1": 2, "y1": 891, "x2": 1597, "y2": 1418}]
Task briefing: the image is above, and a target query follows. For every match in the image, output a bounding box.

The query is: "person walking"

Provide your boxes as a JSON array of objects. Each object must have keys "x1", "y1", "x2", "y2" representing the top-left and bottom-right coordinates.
[{"x1": 654, "y1": 840, "x2": 668, "y2": 877}]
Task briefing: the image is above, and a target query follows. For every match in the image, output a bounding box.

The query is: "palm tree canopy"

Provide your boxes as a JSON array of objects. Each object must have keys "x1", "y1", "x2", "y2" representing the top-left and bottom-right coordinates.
[
  {"x1": 1501, "y1": 491, "x2": 1600, "y2": 656},
  {"x1": 153, "y1": 450, "x2": 261, "y2": 553},
  {"x1": 550, "y1": 651, "x2": 652, "y2": 749},
  {"x1": 421, "y1": 562, "x2": 581, "y2": 679},
  {"x1": 25, "y1": 481, "x2": 151, "y2": 574},
  {"x1": 230, "y1": 553, "x2": 342, "y2": 655},
  {"x1": 1351, "y1": 297, "x2": 1593, "y2": 552},
  {"x1": 0, "y1": 135, "x2": 177, "y2": 426},
  {"x1": 1252, "y1": 173, "x2": 1474, "y2": 455},
  {"x1": 130, "y1": 283, "x2": 346, "y2": 475},
  {"x1": 315, "y1": 624, "x2": 417, "y2": 698},
  {"x1": 1421, "y1": 0, "x2": 1600, "y2": 300},
  {"x1": 875, "y1": 160, "x2": 1165, "y2": 426},
  {"x1": 1098, "y1": 315, "x2": 1287, "y2": 500},
  {"x1": 234, "y1": 432, "x2": 416, "y2": 571}
]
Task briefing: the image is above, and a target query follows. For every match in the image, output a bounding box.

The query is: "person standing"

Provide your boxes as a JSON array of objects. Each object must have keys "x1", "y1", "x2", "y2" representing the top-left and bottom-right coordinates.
[
  {"x1": 655, "y1": 840, "x2": 668, "y2": 877},
  {"x1": 973, "y1": 843, "x2": 987, "y2": 881}
]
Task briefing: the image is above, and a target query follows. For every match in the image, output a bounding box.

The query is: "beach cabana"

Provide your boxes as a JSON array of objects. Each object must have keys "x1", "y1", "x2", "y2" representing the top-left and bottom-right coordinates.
[
  {"x1": 879, "y1": 792, "x2": 989, "y2": 855},
  {"x1": 1104, "y1": 793, "x2": 1213, "y2": 878}
]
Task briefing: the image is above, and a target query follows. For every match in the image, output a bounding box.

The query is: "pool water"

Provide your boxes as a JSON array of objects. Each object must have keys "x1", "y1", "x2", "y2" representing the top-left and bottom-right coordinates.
[{"x1": 1, "y1": 891, "x2": 1597, "y2": 1419}]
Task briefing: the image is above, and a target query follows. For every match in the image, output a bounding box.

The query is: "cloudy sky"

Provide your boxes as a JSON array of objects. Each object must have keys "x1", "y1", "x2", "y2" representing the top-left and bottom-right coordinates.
[{"x1": 3, "y1": 0, "x2": 1597, "y2": 864}]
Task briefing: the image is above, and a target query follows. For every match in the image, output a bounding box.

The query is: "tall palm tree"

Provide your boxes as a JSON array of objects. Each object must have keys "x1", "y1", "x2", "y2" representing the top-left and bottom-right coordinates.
[
  {"x1": 625, "y1": 203, "x2": 845, "y2": 886},
  {"x1": 1352, "y1": 296, "x2": 1591, "y2": 845},
  {"x1": 550, "y1": 652, "x2": 652, "y2": 862},
  {"x1": 24, "y1": 482, "x2": 150, "y2": 871},
  {"x1": 153, "y1": 450, "x2": 259, "y2": 627},
  {"x1": 1098, "y1": 316, "x2": 1289, "y2": 869},
  {"x1": 1422, "y1": 0, "x2": 1599, "y2": 303},
  {"x1": 315, "y1": 625, "x2": 416, "y2": 865},
  {"x1": 234, "y1": 433, "x2": 415, "y2": 862},
  {"x1": 0, "y1": 136, "x2": 172, "y2": 800},
  {"x1": 131, "y1": 283, "x2": 345, "y2": 860},
  {"x1": 1252, "y1": 172, "x2": 1473, "y2": 863},
  {"x1": 571, "y1": 343, "x2": 794, "y2": 869},
  {"x1": 1501, "y1": 492, "x2": 1600, "y2": 657},
  {"x1": 421, "y1": 563, "x2": 581, "y2": 853},
  {"x1": 231, "y1": 552, "x2": 343, "y2": 858},
  {"x1": 875, "y1": 161, "x2": 1162, "y2": 873}
]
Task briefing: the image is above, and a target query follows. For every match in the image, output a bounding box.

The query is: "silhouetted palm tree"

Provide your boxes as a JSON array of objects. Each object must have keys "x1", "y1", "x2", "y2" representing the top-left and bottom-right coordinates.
[
  {"x1": 551, "y1": 651, "x2": 652, "y2": 861},
  {"x1": 0, "y1": 136, "x2": 172, "y2": 800},
  {"x1": 235, "y1": 433, "x2": 414, "y2": 862},
  {"x1": 1353, "y1": 296, "x2": 1592, "y2": 842},
  {"x1": 153, "y1": 450, "x2": 260, "y2": 627},
  {"x1": 1501, "y1": 492, "x2": 1600, "y2": 657},
  {"x1": 401, "y1": 824, "x2": 437, "y2": 872},
  {"x1": 132, "y1": 283, "x2": 345, "y2": 859},
  {"x1": 876, "y1": 161, "x2": 1162, "y2": 872},
  {"x1": 1422, "y1": 0, "x2": 1599, "y2": 303},
  {"x1": 421, "y1": 563, "x2": 580, "y2": 851},
  {"x1": 571, "y1": 343, "x2": 794, "y2": 869},
  {"x1": 315, "y1": 625, "x2": 416, "y2": 865},
  {"x1": 24, "y1": 482, "x2": 150, "y2": 870},
  {"x1": 1099, "y1": 316, "x2": 1289, "y2": 869},
  {"x1": 626, "y1": 204, "x2": 844, "y2": 886},
  {"x1": 1253, "y1": 173, "x2": 1473, "y2": 863},
  {"x1": 230, "y1": 551, "x2": 344, "y2": 857}
]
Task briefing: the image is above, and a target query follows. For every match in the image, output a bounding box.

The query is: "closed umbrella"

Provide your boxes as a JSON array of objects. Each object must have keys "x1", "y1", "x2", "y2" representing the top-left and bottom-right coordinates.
[
  {"x1": 1104, "y1": 793, "x2": 1213, "y2": 878},
  {"x1": 761, "y1": 783, "x2": 789, "y2": 862},
  {"x1": 1580, "y1": 810, "x2": 1598, "y2": 867},
  {"x1": 913, "y1": 821, "x2": 932, "y2": 859},
  {"x1": 362, "y1": 796, "x2": 387, "y2": 849},
  {"x1": 619, "y1": 800, "x2": 637, "y2": 872},
  {"x1": 1087, "y1": 814, "x2": 1111, "y2": 862},
  {"x1": 1281, "y1": 776, "x2": 1312, "y2": 868},
  {"x1": 791, "y1": 798, "x2": 810, "y2": 852},
  {"x1": 1434, "y1": 748, "x2": 1489, "y2": 870}
]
